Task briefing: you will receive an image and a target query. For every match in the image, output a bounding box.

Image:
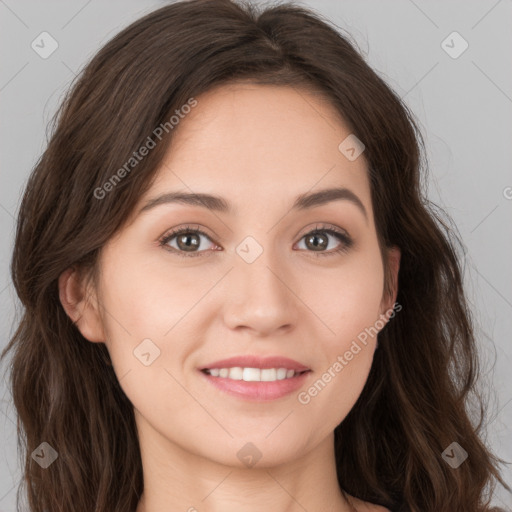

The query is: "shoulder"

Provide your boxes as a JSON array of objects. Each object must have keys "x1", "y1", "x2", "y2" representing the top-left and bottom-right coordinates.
[
  {"x1": 358, "y1": 503, "x2": 391, "y2": 512},
  {"x1": 347, "y1": 495, "x2": 392, "y2": 512},
  {"x1": 362, "y1": 505, "x2": 391, "y2": 512}
]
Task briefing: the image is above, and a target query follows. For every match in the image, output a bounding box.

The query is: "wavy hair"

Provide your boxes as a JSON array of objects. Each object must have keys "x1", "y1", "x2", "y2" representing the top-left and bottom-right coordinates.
[{"x1": 1, "y1": 0, "x2": 509, "y2": 511}]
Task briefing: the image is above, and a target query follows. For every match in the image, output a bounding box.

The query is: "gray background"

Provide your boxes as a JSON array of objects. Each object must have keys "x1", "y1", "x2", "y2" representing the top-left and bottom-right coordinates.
[{"x1": 1, "y1": 0, "x2": 511, "y2": 510}]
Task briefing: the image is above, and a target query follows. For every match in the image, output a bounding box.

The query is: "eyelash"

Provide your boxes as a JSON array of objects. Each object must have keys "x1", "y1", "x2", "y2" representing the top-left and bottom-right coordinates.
[{"x1": 158, "y1": 223, "x2": 354, "y2": 258}]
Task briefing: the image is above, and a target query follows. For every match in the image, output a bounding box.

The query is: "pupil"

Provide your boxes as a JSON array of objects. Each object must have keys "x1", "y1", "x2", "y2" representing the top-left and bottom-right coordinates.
[
  {"x1": 309, "y1": 233, "x2": 326, "y2": 250},
  {"x1": 179, "y1": 234, "x2": 198, "y2": 251}
]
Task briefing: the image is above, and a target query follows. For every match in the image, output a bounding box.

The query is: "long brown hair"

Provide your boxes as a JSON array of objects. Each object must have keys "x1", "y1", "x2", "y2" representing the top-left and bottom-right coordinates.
[{"x1": 2, "y1": 1, "x2": 509, "y2": 511}]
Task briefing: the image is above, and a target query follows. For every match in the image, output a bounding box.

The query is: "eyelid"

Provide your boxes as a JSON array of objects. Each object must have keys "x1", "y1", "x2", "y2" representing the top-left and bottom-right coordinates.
[
  {"x1": 158, "y1": 224, "x2": 218, "y2": 258},
  {"x1": 158, "y1": 222, "x2": 353, "y2": 257},
  {"x1": 296, "y1": 223, "x2": 353, "y2": 257},
  {"x1": 297, "y1": 222, "x2": 349, "y2": 239}
]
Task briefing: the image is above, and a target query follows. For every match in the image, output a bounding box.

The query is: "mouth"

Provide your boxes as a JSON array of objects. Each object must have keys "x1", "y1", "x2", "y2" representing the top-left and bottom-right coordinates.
[
  {"x1": 200, "y1": 355, "x2": 310, "y2": 374},
  {"x1": 201, "y1": 367, "x2": 310, "y2": 382},
  {"x1": 198, "y1": 355, "x2": 312, "y2": 401}
]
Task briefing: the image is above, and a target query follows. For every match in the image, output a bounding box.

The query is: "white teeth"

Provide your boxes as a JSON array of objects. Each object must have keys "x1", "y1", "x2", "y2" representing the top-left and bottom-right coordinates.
[
  {"x1": 228, "y1": 367, "x2": 243, "y2": 380},
  {"x1": 260, "y1": 368, "x2": 276, "y2": 382},
  {"x1": 276, "y1": 368, "x2": 287, "y2": 380},
  {"x1": 205, "y1": 367, "x2": 301, "y2": 382},
  {"x1": 243, "y1": 368, "x2": 260, "y2": 381}
]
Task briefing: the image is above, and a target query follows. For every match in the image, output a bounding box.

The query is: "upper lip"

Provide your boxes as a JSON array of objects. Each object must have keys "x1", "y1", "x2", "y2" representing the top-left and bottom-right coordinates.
[{"x1": 200, "y1": 355, "x2": 310, "y2": 372}]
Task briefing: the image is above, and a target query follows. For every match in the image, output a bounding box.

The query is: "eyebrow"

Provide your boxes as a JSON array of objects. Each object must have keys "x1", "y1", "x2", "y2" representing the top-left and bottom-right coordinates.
[{"x1": 139, "y1": 186, "x2": 368, "y2": 221}]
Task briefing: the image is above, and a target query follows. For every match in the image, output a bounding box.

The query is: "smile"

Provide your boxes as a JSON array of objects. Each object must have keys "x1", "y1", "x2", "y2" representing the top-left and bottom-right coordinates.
[
  {"x1": 202, "y1": 367, "x2": 309, "y2": 381},
  {"x1": 199, "y1": 368, "x2": 311, "y2": 401}
]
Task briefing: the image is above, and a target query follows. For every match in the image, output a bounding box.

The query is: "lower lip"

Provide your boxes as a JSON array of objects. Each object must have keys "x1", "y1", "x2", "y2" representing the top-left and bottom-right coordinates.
[{"x1": 199, "y1": 370, "x2": 311, "y2": 402}]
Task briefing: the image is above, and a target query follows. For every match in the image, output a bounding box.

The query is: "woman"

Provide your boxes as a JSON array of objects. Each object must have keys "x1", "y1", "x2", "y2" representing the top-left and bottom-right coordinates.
[{"x1": 1, "y1": 0, "x2": 509, "y2": 511}]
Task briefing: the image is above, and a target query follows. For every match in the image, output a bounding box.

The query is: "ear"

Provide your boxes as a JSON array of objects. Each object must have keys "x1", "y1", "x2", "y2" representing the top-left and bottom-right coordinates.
[
  {"x1": 379, "y1": 245, "x2": 401, "y2": 318},
  {"x1": 58, "y1": 267, "x2": 105, "y2": 342}
]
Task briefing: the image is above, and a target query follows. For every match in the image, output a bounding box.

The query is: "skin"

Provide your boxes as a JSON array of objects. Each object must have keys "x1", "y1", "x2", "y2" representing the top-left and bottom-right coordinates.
[{"x1": 59, "y1": 83, "x2": 400, "y2": 512}]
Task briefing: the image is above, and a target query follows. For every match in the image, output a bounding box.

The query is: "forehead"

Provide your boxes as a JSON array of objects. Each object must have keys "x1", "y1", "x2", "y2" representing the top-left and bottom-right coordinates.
[{"x1": 140, "y1": 83, "x2": 372, "y2": 219}]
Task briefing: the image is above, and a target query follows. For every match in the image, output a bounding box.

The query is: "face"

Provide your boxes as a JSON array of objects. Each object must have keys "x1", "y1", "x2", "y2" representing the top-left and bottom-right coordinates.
[{"x1": 62, "y1": 83, "x2": 399, "y2": 469}]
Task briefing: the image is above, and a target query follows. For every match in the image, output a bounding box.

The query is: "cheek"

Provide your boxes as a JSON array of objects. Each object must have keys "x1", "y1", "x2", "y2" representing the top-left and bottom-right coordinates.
[
  {"x1": 305, "y1": 248, "x2": 385, "y2": 351},
  {"x1": 95, "y1": 254, "x2": 201, "y2": 423},
  {"x1": 98, "y1": 247, "x2": 203, "y2": 338},
  {"x1": 95, "y1": 247, "x2": 218, "y2": 390},
  {"x1": 298, "y1": 248, "x2": 384, "y2": 412}
]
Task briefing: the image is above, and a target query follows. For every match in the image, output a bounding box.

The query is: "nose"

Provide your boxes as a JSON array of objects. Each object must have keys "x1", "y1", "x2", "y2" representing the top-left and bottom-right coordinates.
[{"x1": 222, "y1": 245, "x2": 300, "y2": 337}]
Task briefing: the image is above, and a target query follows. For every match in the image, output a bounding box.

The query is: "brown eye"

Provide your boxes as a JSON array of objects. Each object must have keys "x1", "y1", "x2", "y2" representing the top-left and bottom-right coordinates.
[
  {"x1": 159, "y1": 226, "x2": 216, "y2": 257},
  {"x1": 175, "y1": 232, "x2": 201, "y2": 252},
  {"x1": 296, "y1": 226, "x2": 353, "y2": 257}
]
